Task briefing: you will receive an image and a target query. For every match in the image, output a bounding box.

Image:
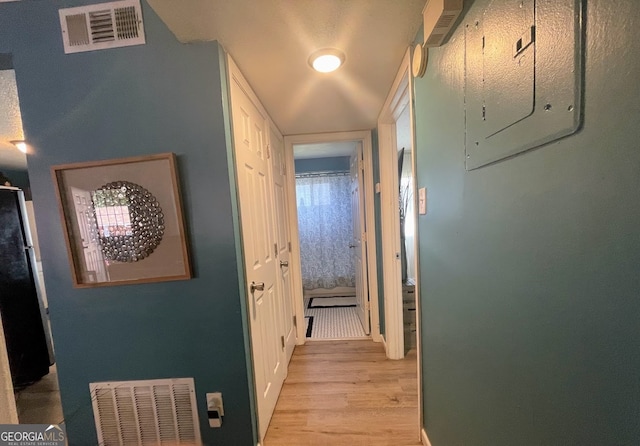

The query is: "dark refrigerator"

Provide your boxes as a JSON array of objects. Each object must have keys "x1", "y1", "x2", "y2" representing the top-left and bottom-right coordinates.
[{"x1": 0, "y1": 186, "x2": 53, "y2": 387}]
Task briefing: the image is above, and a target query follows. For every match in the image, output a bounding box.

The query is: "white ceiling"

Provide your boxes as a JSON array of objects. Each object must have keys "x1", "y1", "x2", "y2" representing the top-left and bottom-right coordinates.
[
  {"x1": 0, "y1": 69, "x2": 26, "y2": 170},
  {"x1": 147, "y1": 0, "x2": 425, "y2": 135},
  {"x1": 0, "y1": 1, "x2": 424, "y2": 171}
]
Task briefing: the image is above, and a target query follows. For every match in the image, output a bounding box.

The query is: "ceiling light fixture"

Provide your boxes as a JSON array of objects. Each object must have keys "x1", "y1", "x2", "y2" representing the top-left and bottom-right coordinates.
[
  {"x1": 309, "y1": 48, "x2": 345, "y2": 73},
  {"x1": 10, "y1": 140, "x2": 27, "y2": 154}
]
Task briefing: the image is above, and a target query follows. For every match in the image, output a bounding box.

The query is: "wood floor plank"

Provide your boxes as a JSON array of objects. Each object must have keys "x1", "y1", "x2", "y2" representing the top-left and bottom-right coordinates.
[{"x1": 264, "y1": 339, "x2": 421, "y2": 446}]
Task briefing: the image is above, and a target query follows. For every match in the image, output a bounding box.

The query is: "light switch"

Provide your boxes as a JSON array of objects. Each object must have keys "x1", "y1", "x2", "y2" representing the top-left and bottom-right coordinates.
[{"x1": 418, "y1": 187, "x2": 427, "y2": 215}]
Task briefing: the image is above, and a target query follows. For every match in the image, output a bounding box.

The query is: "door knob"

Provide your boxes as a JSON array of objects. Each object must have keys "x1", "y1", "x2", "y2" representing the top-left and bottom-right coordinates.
[
  {"x1": 279, "y1": 260, "x2": 289, "y2": 267},
  {"x1": 349, "y1": 244, "x2": 356, "y2": 248},
  {"x1": 250, "y1": 281, "x2": 265, "y2": 293}
]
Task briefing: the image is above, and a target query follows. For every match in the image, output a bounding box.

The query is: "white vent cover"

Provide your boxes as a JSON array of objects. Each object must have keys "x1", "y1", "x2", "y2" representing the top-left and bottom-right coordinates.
[
  {"x1": 422, "y1": 0, "x2": 463, "y2": 47},
  {"x1": 59, "y1": 0, "x2": 145, "y2": 54},
  {"x1": 90, "y1": 377, "x2": 202, "y2": 446}
]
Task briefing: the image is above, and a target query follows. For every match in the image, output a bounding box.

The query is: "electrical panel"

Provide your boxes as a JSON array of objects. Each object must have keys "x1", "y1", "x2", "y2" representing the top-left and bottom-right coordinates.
[{"x1": 464, "y1": 0, "x2": 584, "y2": 170}]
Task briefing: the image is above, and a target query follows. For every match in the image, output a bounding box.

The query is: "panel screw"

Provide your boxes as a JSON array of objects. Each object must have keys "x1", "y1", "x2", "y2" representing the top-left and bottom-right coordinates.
[
  {"x1": 544, "y1": 103, "x2": 552, "y2": 111},
  {"x1": 567, "y1": 105, "x2": 574, "y2": 112}
]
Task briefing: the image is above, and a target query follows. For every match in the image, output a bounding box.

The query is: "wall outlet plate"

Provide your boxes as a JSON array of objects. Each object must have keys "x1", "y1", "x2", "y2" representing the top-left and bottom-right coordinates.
[{"x1": 206, "y1": 392, "x2": 224, "y2": 428}]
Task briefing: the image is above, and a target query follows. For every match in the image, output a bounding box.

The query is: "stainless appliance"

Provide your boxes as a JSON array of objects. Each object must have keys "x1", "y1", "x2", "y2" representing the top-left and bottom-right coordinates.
[{"x1": 0, "y1": 186, "x2": 53, "y2": 386}]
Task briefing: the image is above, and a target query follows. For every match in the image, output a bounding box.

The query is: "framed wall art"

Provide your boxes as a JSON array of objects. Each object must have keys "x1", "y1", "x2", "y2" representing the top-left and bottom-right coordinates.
[{"x1": 51, "y1": 153, "x2": 191, "y2": 288}]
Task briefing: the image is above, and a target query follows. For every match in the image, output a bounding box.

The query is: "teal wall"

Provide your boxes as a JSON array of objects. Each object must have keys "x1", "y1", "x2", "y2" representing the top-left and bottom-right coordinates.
[
  {"x1": 414, "y1": 1, "x2": 640, "y2": 445},
  {"x1": 371, "y1": 129, "x2": 385, "y2": 337},
  {"x1": 294, "y1": 156, "x2": 350, "y2": 174},
  {"x1": 0, "y1": 1, "x2": 254, "y2": 444}
]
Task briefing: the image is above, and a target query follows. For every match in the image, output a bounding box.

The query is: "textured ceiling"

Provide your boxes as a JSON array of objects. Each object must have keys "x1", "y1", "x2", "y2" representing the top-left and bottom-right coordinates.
[
  {"x1": 0, "y1": 69, "x2": 26, "y2": 170},
  {"x1": 147, "y1": 0, "x2": 425, "y2": 135},
  {"x1": 0, "y1": 1, "x2": 424, "y2": 170}
]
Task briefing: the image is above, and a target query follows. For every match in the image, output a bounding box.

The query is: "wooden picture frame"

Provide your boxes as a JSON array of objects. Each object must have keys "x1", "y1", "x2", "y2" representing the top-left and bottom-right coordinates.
[{"x1": 51, "y1": 153, "x2": 191, "y2": 288}]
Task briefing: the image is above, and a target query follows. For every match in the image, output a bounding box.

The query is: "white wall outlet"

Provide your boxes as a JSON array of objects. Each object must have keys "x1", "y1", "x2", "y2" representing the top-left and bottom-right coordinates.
[{"x1": 206, "y1": 392, "x2": 224, "y2": 428}]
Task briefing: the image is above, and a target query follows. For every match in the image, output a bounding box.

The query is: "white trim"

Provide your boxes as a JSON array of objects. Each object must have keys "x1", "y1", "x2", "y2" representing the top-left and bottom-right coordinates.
[
  {"x1": 378, "y1": 46, "x2": 424, "y2": 435},
  {"x1": 284, "y1": 131, "x2": 381, "y2": 344},
  {"x1": 421, "y1": 428, "x2": 433, "y2": 446},
  {"x1": 377, "y1": 48, "x2": 412, "y2": 360},
  {"x1": 0, "y1": 315, "x2": 18, "y2": 424},
  {"x1": 407, "y1": 47, "x2": 424, "y2": 440}
]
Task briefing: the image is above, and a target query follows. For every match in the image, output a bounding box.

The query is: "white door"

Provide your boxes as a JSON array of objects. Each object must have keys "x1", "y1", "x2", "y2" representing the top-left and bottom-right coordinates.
[
  {"x1": 71, "y1": 187, "x2": 108, "y2": 283},
  {"x1": 270, "y1": 128, "x2": 296, "y2": 362},
  {"x1": 350, "y1": 144, "x2": 370, "y2": 335},
  {"x1": 229, "y1": 72, "x2": 286, "y2": 440}
]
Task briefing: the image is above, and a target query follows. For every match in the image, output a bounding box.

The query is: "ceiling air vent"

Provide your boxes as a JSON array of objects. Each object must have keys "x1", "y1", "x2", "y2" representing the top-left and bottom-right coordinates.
[
  {"x1": 422, "y1": 0, "x2": 463, "y2": 47},
  {"x1": 59, "y1": 0, "x2": 145, "y2": 54},
  {"x1": 90, "y1": 377, "x2": 202, "y2": 445}
]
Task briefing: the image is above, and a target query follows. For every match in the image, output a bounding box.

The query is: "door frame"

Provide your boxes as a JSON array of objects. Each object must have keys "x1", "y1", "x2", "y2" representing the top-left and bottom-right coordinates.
[
  {"x1": 284, "y1": 131, "x2": 381, "y2": 343},
  {"x1": 0, "y1": 315, "x2": 18, "y2": 423},
  {"x1": 377, "y1": 46, "x2": 423, "y2": 425},
  {"x1": 377, "y1": 48, "x2": 418, "y2": 359}
]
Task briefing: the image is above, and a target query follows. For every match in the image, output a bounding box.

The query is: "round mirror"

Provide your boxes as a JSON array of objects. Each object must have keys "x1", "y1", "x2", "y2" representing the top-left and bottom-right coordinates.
[{"x1": 91, "y1": 181, "x2": 164, "y2": 262}]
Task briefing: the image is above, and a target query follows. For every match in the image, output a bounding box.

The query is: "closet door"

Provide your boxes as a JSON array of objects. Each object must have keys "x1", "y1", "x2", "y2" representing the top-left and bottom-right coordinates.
[
  {"x1": 228, "y1": 56, "x2": 288, "y2": 441},
  {"x1": 269, "y1": 128, "x2": 296, "y2": 362}
]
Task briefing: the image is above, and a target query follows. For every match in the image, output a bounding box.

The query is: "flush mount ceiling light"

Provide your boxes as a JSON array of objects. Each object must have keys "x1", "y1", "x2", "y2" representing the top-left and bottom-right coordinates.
[
  {"x1": 10, "y1": 140, "x2": 27, "y2": 154},
  {"x1": 309, "y1": 48, "x2": 345, "y2": 73}
]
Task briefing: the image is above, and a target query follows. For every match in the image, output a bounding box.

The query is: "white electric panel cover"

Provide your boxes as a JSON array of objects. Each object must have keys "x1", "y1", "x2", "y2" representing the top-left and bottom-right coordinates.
[{"x1": 464, "y1": 0, "x2": 584, "y2": 170}]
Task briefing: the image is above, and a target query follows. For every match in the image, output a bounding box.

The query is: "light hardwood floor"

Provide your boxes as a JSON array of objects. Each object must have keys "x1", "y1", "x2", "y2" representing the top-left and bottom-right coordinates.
[{"x1": 264, "y1": 339, "x2": 421, "y2": 446}]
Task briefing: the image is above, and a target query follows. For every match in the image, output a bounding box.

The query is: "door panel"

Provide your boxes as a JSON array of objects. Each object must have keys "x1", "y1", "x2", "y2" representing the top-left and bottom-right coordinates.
[
  {"x1": 230, "y1": 76, "x2": 285, "y2": 440},
  {"x1": 351, "y1": 144, "x2": 370, "y2": 334},
  {"x1": 270, "y1": 129, "x2": 296, "y2": 362}
]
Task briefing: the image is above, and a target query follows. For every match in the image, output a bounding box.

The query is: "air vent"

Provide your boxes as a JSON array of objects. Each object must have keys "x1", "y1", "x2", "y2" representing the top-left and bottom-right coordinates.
[
  {"x1": 59, "y1": 0, "x2": 145, "y2": 54},
  {"x1": 90, "y1": 378, "x2": 202, "y2": 445},
  {"x1": 422, "y1": 0, "x2": 463, "y2": 48}
]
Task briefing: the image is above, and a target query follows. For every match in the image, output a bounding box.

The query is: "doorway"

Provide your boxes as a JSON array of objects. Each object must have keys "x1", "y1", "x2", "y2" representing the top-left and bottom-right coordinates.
[
  {"x1": 377, "y1": 46, "x2": 422, "y2": 427},
  {"x1": 284, "y1": 131, "x2": 381, "y2": 344},
  {"x1": 293, "y1": 141, "x2": 368, "y2": 340}
]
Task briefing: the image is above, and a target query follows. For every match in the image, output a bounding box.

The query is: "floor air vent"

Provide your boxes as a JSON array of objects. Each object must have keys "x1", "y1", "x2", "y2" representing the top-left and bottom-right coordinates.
[
  {"x1": 90, "y1": 377, "x2": 201, "y2": 446},
  {"x1": 59, "y1": 0, "x2": 145, "y2": 54}
]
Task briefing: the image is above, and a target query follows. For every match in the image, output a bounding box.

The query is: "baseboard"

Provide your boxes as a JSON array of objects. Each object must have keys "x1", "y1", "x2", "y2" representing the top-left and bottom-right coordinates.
[{"x1": 421, "y1": 428, "x2": 433, "y2": 446}]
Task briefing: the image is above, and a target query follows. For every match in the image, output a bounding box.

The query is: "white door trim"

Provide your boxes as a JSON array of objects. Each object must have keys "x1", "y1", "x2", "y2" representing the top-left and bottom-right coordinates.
[
  {"x1": 0, "y1": 315, "x2": 18, "y2": 424},
  {"x1": 378, "y1": 46, "x2": 424, "y2": 431},
  {"x1": 378, "y1": 48, "x2": 410, "y2": 360},
  {"x1": 284, "y1": 131, "x2": 381, "y2": 343}
]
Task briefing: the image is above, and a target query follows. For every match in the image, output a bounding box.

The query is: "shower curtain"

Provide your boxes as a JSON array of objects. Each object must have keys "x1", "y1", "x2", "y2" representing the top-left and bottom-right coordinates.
[{"x1": 296, "y1": 173, "x2": 355, "y2": 290}]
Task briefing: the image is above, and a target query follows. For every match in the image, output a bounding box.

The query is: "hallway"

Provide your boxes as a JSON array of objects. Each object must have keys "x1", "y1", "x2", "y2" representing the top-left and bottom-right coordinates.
[{"x1": 264, "y1": 340, "x2": 420, "y2": 446}]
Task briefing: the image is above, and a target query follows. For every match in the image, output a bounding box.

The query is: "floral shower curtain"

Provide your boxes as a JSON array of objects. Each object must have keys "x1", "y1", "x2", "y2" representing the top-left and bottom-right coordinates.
[{"x1": 296, "y1": 173, "x2": 355, "y2": 290}]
